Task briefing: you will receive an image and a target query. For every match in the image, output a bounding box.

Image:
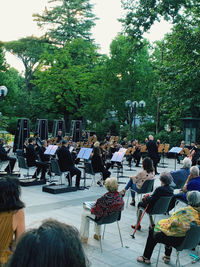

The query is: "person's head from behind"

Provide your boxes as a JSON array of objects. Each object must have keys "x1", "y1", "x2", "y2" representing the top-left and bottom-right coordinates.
[
  {"x1": 142, "y1": 157, "x2": 154, "y2": 173},
  {"x1": 41, "y1": 140, "x2": 47, "y2": 148},
  {"x1": 190, "y1": 166, "x2": 199, "y2": 179},
  {"x1": 148, "y1": 135, "x2": 154, "y2": 140},
  {"x1": 105, "y1": 177, "x2": 118, "y2": 193},
  {"x1": 57, "y1": 130, "x2": 62, "y2": 136},
  {"x1": 28, "y1": 137, "x2": 36, "y2": 144},
  {"x1": 8, "y1": 219, "x2": 88, "y2": 267},
  {"x1": 182, "y1": 157, "x2": 192, "y2": 169},
  {"x1": 159, "y1": 172, "x2": 172, "y2": 186},
  {"x1": 0, "y1": 176, "x2": 25, "y2": 212},
  {"x1": 187, "y1": 191, "x2": 200, "y2": 207},
  {"x1": 61, "y1": 140, "x2": 68, "y2": 147}
]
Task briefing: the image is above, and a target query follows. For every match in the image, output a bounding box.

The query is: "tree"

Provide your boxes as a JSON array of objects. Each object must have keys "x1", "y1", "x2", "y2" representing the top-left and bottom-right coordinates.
[
  {"x1": 4, "y1": 36, "x2": 51, "y2": 92},
  {"x1": 34, "y1": 38, "x2": 101, "y2": 130},
  {"x1": 33, "y1": 0, "x2": 96, "y2": 46},
  {"x1": 120, "y1": 0, "x2": 199, "y2": 39}
]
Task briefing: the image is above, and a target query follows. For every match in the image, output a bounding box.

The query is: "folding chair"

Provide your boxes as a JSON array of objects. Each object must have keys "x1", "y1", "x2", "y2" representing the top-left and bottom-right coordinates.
[
  {"x1": 84, "y1": 161, "x2": 102, "y2": 187},
  {"x1": 126, "y1": 179, "x2": 155, "y2": 207},
  {"x1": 50, "y1": 158, "x2": 71, "y2": 185},
  {"x1": 17, "y1": 156, "x2": 37, "y2": 179},
  {"x1": 156, "y1": 223, "x2": 200, "y2": 267},
  {"x1": 87, "y1": 211, "x2": 123, "y2": 252}
]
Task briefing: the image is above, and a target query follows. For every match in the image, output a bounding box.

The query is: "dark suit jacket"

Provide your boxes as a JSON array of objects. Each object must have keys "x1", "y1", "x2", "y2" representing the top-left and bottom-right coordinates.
[
  {"x1": 0, "y1": 144, "x2": 9, "y2": 161},
  {"x1": 146, "y1": 140, "x2": 159, "y2": 160},
  {"x1": 39, "y1": 146, "x2": 50, "y2": 162},
  {"x1": 146, "y1": 185, "x2": 174, "y2": 212},
  {"x1": 92, "y1": 154, "x2": 104, "y2": 172},
  {"x1": 26, "y1": 144, "x2": 38, "y2": 167},
  {"x1": 57, "y1": 146, "x2": 74, "y2": 172}
]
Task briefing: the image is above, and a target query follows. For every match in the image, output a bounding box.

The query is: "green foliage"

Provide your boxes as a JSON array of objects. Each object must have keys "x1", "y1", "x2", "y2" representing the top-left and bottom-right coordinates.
[
  {"x1": 5, "y1": 117, "x2": 19, "y2": 135},
  {"x1": 33, "y1": 0, "x2": 96, "y2": 45},
  {"x1": 4, "y1": 37, "x2": 51, "y2": 91}
]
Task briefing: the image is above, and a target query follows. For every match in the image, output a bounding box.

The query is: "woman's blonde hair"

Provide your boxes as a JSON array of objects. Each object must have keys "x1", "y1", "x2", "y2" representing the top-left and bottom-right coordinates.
[
  {"x1": 105, "y1": 177, "x2": 118, "y2": 192},
  {"x1": 94, "y1": 141, "x2": 100, "y2": 147}
]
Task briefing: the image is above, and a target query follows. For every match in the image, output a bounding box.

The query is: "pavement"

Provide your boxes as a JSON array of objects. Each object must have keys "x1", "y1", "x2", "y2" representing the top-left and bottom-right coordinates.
[{"x1": 12, "y1": 158, "x2": 200, "y2": 266}]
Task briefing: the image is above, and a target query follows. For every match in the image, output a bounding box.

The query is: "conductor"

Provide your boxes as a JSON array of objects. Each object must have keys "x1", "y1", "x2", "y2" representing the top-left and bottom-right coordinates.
[
  {"x1": 146, "y1": 135, "x2": 160, "y2": 175},
  {"x1": 57, "y1": 140, "x2": 82, "y2": 189}
]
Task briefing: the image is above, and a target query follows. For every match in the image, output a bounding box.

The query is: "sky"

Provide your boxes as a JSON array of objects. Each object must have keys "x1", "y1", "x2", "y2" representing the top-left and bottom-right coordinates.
[{"x1": 0, "y1": 0, "x2": 171, "y2": 73}]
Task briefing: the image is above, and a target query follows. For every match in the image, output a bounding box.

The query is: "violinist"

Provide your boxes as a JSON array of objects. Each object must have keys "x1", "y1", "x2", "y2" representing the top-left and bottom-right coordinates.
[
  {"x1": 0, "y1": 138, "x2": 16, "y2": 174},
  {"x1": 34, "y1": 132, "x2": 42, "y2": 151},
  {"x1": 38, "y1": 140, "x2": 50, "y2": 163},
  {"x1": 132, "y1": 140, "x2": 141, "y2": 167},
  {"x1": 190, "y1": 142, "x2": 199, "y2": 166},
  {"x1": 91, "y1": 146, "x2": 111, "y2": 186},
  {"x1": 56, "y1": 131, "x2": 63, "y2": 144}
]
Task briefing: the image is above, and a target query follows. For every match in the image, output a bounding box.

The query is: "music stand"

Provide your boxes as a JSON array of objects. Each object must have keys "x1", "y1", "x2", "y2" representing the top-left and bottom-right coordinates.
[
  {"x1": 168, "y1": 147, "x2": 182, "y2": 170},
  {"x1": 111, "y1": 150, "x2": 128, "y2": 183},
  {"x1": 77, "y1": 148, "x2": 93, "y2": 188}
]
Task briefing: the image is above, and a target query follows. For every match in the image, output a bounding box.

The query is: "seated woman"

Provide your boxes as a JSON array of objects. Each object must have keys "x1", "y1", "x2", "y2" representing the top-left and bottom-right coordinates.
[
  {"x1": 120, "y1": 157, "x2": 155, "y2": 206},
  {"x1": 0, "y1": 176, "x2": 25, "y2": 265},
  {"x1": 137, "y1": 191, "x2": 200, "y2": 265},
  {"x1": 170, "y1": 157, "x2": 192, "y2": 188},
  {"x1": 168, "y1": 166, "x2": 200, "y2": 211},
  {"x1": 132, "y1": 172, "x2": 174, "y2": 230},
  {"x1": 91, "y1": 146, "x2": 111, "y2": 186},
  {"x1": 7, "y1": 219, "x2": 88, "y2": 267},
  {"x1": 80, "y1": 177, "x2": 124, "y2": 243}
]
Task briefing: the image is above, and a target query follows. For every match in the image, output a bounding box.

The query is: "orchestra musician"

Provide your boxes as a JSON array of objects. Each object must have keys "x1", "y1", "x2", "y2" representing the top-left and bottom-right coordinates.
[
  {"x1": 38, "y1": 140, "x2": 50, "y2": 163},
  {"x1": 91, "y1": 146, "x2": 111, "y2": 187},
  {"x1": 26, "y1": 137, "x2": 47, "y2": 181},
  {"x1": 56, "y1": 130, "x2": 63, "y2": 144},
  {"x1": 190, "y1": 141, "x2": 199, "y2": 166},
  {"x1": 132, "y1": 140, "x2": 141, "y2": 167},
  {"x1": 146, "y1": 135, "x2": 160, "y2": 175},
  {"x1": 0, "y1": 138, "x2": 16, "y2": 174},
  {"x1": 57, "y1": 140, "x2": 82, "y2": 189}
]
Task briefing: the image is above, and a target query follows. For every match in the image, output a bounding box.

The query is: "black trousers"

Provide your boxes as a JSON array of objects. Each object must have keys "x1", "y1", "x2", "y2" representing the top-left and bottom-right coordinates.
[
  {"x1": 66, "y1": 166, "x2": 81, "y2": 187},
  {"x1": 4, "y1": 157, "x2": 16, "y2": 173},
  {"x1": 143, "y1": 228, "x2": 184, "y2": 259},
  {"x1": 101, "y1": 168, "x2": 111, "y2": 181},
  {"x1": 33, "y1": 161, "x2": 48, "y2": 180}
]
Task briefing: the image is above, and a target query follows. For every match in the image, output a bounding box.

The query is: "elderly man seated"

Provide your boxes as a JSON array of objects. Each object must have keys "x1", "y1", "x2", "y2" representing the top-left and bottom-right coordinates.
[
  {"x1": 168, "y1": 166, "x2": 200, "y2": 211},
  {"x1": 80, "y1": 177, "x2": 124, "y2": 243},
  {"x1": 170, "y1": 157, "x2": 192, "y2": 188}
]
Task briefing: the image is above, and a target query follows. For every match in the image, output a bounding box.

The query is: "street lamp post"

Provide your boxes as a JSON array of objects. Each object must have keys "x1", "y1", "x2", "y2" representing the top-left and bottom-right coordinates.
[
  {"x1": 125, "y1": 99, "x2": 146, "y2": 139},
  {"x1": 0, "y1": 86, "x2": 8, "y2": 98}
]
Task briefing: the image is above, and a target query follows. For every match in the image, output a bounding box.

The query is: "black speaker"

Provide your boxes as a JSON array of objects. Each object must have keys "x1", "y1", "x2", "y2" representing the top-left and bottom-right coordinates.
[
  {"x1": 13, "y1": 118, "x2": 30, "y2": 152},
  {"x1": 52, "y1": 120, "x2": 66, "y2": 137},
  {"x1": 70, "y1": 120, "x2": 82, "y2": 142},
  {"x1": 35, "y1": 119, "x2": 48, "y2": 140}
]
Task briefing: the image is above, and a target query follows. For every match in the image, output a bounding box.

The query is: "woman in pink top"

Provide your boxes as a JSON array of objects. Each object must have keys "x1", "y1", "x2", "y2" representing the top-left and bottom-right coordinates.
[{"x1": 120, "y1": 157, "x2": 155, "y2": 206}]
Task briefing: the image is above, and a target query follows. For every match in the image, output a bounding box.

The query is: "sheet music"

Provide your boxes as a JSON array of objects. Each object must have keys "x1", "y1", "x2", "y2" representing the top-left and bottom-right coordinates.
[
  {"x1": 169, "y1": 147, "x2": 182, "y2": 154},
  {"x1": 69, "y1": 146, "x2": 74, "y2": 153},
  {"x1": 77, "y1": 148, "x2": 93, "y2": 159},
  {"x1": 44, "y1": 145, "x2": 58, "y2": 155},
  {"x1": 111, "y1": 151, "x2": 126, "y2": 162},
  {"x1": 83, "y1": 201, "x2": 95, "y2": 210}
]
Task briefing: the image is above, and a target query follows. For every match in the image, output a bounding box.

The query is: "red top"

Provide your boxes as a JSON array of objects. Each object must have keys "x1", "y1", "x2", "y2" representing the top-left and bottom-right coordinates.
[{"x1": 91, "y1": 192, "x2": 124, "y2": 219}]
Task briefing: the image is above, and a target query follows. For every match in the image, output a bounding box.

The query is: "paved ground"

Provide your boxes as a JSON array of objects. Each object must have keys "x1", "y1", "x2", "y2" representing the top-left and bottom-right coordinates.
[{"x1": 11, "y1": 158, "x2": 200, "y2": 266}]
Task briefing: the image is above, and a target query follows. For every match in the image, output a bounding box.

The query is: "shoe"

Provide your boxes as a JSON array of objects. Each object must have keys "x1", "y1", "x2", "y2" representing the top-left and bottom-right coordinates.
[
  {"x1": 137, "y1": 256, "x2": 151, "y2": 264},
  {"x1": 93, "y1": 234, "x2": 101, "y2": 241},
  {"x1": 97, "y1": 181, "x2": 103, "y2": 187},
  {"x1": 162, "y1": 255, "x2": 170, "y2": 264},
  {"x1": 76, "y1": 186, "x2": 84, "y2": 190},
  {"x1": 148, "y1": 224, "x2": 155, "y2": 230},
  {"x1": 130, "y1": 199, "x2": 135, "y2": 206},
  {"x1": 131, "y1": 224, "x2": 141, "y2": 231},
  {"x1": 155, "y1": 172, "x2": 160, "y2": 175},
  {"x1": 80, "y1": 237, "x2": 88, "y2": 244}
]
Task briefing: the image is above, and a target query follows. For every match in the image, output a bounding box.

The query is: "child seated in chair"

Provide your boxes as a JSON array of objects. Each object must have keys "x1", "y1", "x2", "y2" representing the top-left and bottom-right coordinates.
[
  {"x1": 80, "y1": 177, "x2": 124, "y2": 243},
  {"x1": 132, "y1": 172, "x2": 174, "y2": 231}
]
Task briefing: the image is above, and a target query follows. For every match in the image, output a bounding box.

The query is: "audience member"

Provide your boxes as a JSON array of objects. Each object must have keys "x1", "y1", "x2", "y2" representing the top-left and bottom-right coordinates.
[
  {"x1": 132, "y1": 172, "x2": 173, "y2": 230},
  {"x1": 137, "y1": 191, "x2": 200, "y2": 264},
  {"x1": 168, "y1": 166, "x2": 200, "y2": 211},
  {"x1": 120, "y1": 157, "x2": 155, "y2": 206},
  {"x1": 170, "y1": 157, "x2": 192, "y2": 188},
  {"x1": 7, "y1": 219, "x2": 88, "y2": 267},
  {"x1": 80, "y1": 177, "x2": 124, "y2": 243},
  {"x1": 0, "y1": 176, "x2": 25, "y2": 265}
]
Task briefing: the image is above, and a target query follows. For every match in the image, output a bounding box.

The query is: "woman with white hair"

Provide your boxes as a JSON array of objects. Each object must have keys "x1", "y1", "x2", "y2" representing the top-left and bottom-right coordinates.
[
  {"x1": 170, "y1": 157, "x2": 192, "y2": 188},
  {"x1": 168, "y1": 166, "x2": 200, "y2": 211},
  {"x1": 80, "y1": 178, "x2": 124, "y2": 243},
  {"x1": 137, "y1": 191, "x2": 200, "y2": 264}
]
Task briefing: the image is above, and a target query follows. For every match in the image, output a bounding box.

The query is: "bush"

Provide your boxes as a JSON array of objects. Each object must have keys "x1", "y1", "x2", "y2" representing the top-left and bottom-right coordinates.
[{"x1": 6, "y1": 117, "x2": 19, "y2": 135}]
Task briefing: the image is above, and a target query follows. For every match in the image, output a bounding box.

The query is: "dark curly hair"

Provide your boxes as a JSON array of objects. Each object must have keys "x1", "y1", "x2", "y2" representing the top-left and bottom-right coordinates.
[
  {"x1": 7, "y1": 219, "x2": 89, "y2": 267},
  {"x1": 0, "y1": 176, "x2": 25, "y2": 212},
  {"x1": 142, "y1": 157, "x2": 154, "y2": 173}
]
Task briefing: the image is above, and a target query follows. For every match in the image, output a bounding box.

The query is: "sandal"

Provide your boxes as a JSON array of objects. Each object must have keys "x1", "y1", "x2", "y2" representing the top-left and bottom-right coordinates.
[
  {"x1": 162, "y1": 255, "x2": 170, "y2": 264},
  {"x1": 137, "y1": 256, "x2": 151, "y2": 264}
]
